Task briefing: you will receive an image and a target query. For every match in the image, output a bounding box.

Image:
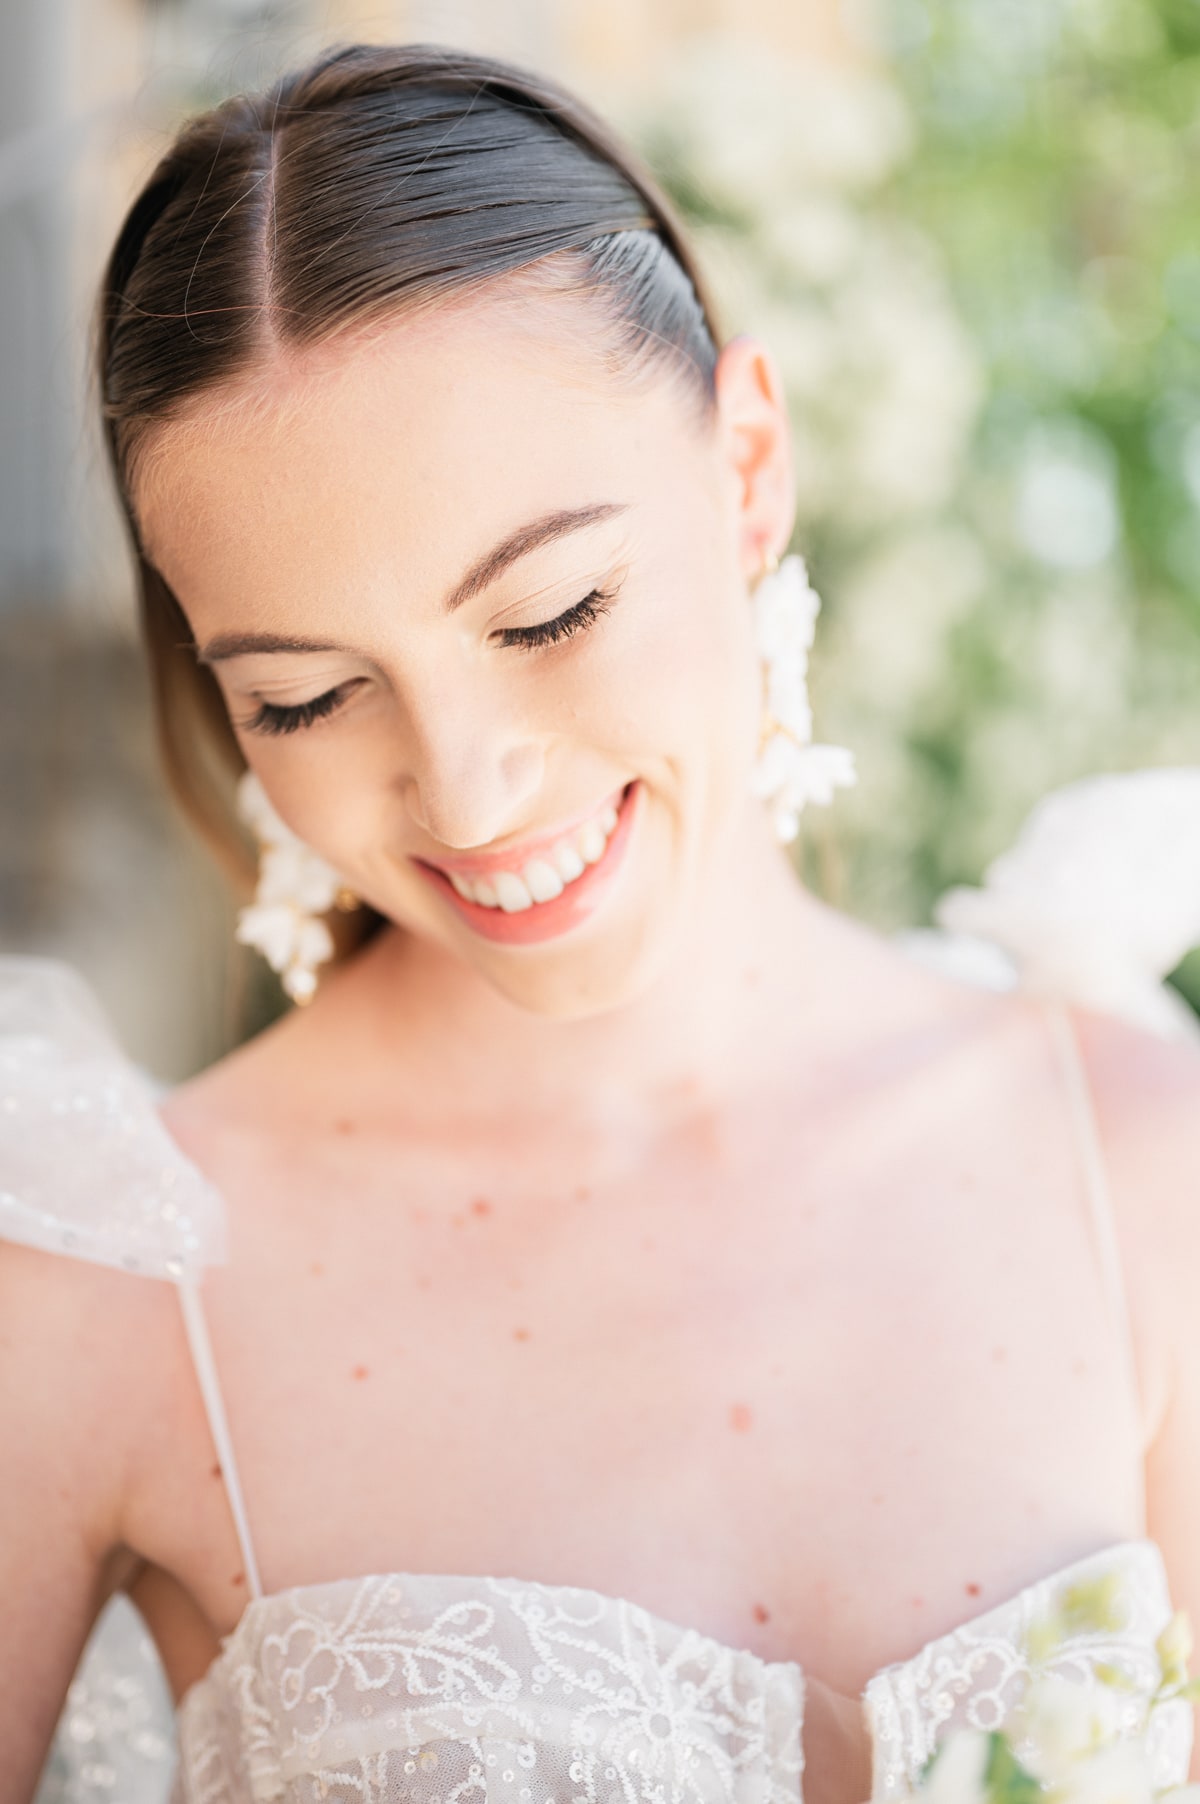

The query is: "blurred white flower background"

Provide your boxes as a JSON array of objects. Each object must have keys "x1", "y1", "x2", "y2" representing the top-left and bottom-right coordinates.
[
  {"x1": 601, "y1": 7, "x2": 1200, "y2": 1018},
  {"x1": 2, "y1": 0, "x2": 1198, "y2": 1075},
  {"x1": 6, "y1": 4, "x2": 1200, "y2": 1800}
]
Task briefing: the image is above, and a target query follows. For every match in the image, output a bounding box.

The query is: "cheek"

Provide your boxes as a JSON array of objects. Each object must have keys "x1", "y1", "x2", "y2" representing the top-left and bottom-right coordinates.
[
  {"x1": 593, "y1": 576, "x2": 760, "y2": 780},
  {"x1": 239, "y1": 736, "x2": 385, "y2": 871}
]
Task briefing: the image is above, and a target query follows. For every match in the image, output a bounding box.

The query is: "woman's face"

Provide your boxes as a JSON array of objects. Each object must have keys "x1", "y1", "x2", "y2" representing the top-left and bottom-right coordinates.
[{"x1": 134, "y1": 288, "x2": 796, "y2": 1017}]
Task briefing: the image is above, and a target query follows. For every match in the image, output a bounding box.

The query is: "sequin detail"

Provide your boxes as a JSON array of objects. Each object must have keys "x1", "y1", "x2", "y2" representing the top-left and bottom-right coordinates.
[
  {"x1": 165, "y1": 1546, "x2": 1193, "y2": 1804},
  {"x1": 862, "y1": 1540, "x2": 1193, "y2": 1800},
  {"x1": 32, "y1": 1596, "x2": 176, "y2": 1804},
  {"x1": 5, "y1": 955, "x2": 1195, "y2": 1800},
  {"x1": 0, "y1": 957, "x2": 225, "y2": 1280},
  {"x1": 174, "y1": 1570, "x2": 805, "y2": 1804}
]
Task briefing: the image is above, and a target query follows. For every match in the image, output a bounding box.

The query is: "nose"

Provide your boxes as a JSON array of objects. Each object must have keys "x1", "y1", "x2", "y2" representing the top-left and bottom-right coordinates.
[{"x1": 400, "y1": 711, "x2": 546, "y2": 850}]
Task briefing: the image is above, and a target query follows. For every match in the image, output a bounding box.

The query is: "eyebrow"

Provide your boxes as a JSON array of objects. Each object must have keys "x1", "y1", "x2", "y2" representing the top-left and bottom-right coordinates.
[{"x1": 194, "y1": 502, "x2": 630, "y2": 664}]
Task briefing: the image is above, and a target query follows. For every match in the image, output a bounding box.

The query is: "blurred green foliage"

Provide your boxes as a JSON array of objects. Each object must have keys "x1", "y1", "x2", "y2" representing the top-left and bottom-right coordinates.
[
  {"x1": 881, "y1": 0, "x2": 1200, "y2": 1006},
  {"x1": 616, "y1": 7, "x2": 1200, "y2": 1013}
]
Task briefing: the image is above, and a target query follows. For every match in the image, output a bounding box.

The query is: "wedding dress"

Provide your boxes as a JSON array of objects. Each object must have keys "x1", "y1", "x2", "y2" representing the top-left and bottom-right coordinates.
[{"x1": 8, "y1": 765, "x2": 1200, "y2": 1804}]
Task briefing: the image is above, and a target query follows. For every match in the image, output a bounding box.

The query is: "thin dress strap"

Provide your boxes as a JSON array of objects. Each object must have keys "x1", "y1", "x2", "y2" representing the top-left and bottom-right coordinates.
[
  {"x1": 177, "y1": 1276, "x2": 264, "y2": 1600},
  {"x1": 1042, "y1": 996, "x2": 1149, "y2": 1536}
]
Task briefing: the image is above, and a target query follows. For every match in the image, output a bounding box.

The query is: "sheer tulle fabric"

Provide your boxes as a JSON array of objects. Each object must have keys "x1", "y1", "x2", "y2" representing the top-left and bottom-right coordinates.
[
  {"x1": 171, "y1": 1549, "x2": 1190, "y2": 1803},
  {"x1": 8, "y1": 764, "x2": 1200, "y2": 1801}
]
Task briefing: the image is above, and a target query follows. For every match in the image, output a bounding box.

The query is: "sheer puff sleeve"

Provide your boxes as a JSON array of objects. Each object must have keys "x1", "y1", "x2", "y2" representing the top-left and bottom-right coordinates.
[
  {"x1": 0, "y1": 954, "x2": 227, "y2": 1281},
  {"x1": 894, "y1": 766, "x2": 1200, "y2": 1042}
]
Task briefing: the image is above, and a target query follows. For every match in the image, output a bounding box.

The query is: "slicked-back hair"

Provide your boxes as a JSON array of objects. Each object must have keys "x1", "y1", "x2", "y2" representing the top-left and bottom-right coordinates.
[{"x1": 94, "y1": 41, "x2": 723, "y2": 933}]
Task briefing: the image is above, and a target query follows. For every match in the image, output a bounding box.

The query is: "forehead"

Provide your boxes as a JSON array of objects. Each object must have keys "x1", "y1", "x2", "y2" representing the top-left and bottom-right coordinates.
[{"x1": 133, "y1": 290, "x2": 677, "y2": 608}]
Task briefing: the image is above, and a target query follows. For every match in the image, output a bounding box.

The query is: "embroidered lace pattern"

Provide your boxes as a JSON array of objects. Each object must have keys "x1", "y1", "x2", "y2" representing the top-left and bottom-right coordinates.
[
  {"x1": 5, "y1": 950, "x2": 1196, "y2": 1803},
  {"x1": 862, "y1": 1538, "x2": 1194, "y2": 1800},
  {"x1": 171, "y1": 1570, "x2": 806, "y2": 1804},
  {"x1": 165, "y1": 1544, "x2": 1194, "y2": 1804}
]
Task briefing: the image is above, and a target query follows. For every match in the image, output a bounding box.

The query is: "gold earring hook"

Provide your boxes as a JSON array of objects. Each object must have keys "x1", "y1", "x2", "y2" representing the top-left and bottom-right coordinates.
[{"x1": 751, "y1": 545, "x2": 781, "y2": 593}]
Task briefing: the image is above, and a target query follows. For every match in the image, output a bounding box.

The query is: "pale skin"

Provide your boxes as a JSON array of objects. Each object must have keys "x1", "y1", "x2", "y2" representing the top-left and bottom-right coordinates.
[{"x1": 3, "y1": 280, "x2": 1200, "y2": 1802}]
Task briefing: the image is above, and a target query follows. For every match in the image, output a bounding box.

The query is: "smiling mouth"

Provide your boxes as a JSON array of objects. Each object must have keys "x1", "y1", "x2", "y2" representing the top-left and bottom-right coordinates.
[{"x1": 412, "y1": 780, "x2": 640, "y2": 943}]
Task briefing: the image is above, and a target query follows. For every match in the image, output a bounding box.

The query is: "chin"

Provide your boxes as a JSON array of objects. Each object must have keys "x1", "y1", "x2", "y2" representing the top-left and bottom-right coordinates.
[
  {"x1": 472, "y1": 918, "x2": 675, "y2": 1021},
  {"x1": 380, "y1": 775, "x2": 702, "y2": 1018}
]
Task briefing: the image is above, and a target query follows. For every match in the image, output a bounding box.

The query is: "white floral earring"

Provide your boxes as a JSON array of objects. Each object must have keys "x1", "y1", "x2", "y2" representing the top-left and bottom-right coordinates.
[
  {"x1": 748, "y1": 546, "x2": 857, "y2": 843},
  {"x1": 234, "y1": 771, "x2": 359, "y2": 1004}
]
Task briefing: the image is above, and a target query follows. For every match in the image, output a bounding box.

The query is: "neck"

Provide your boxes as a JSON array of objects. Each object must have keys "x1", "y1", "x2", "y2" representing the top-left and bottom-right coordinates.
[{"x1": 323, "y1": 803, "x2": 882, "y2": 1132}]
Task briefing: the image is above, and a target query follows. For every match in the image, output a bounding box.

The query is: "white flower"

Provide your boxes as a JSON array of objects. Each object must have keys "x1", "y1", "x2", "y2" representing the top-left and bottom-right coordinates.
[
  {"x1": 919, "y1": 1728, "x2": 992, "y2": 1804},
  {"x1": 282, "y1": 964, "x2": 319, "y2": 1005},
  {"x1": 1008, "y1": 1671, "x2": 1128, "y2": 1779},
  {"x1": 932, "y1": 767, "x2": 1200, "y2": 1041},
  {"x1": 291, "y1": 916, "x2": 335, "y2": 971},
  {"x1": 257, "y1": 842, "x2": 341, "y2": 914},
  {"x1": 789, "y1": 743, "x2": 858, "y2": 807},
  {"x1": 235, "y1": 772, "x2": 350, "y2": 1003},
  {"x1": 893, "y1": 927, "x2": 1021, "y2": 992},
  {"x1": 1046, "y1": 1740, "x2": 1156, "y2": 1804},
  {"x1": 1157, "y1": 1611, "x2": 1195, "y2": 1686},
  {"x1": 234, "y1": 903, "x2": 300, "y2": 975},
  {"x1": 748, "y1": 555, "x2": 857, "y2": 841},
  {"x1": 751, "y1": 739, "x2": 858, "y2": 842},
  {"x1": 753, "y1": 555, "x2": 820, "y2": 665},
  {"x1": 236, "y1": 769, "x2": 293, "y2": 844}
]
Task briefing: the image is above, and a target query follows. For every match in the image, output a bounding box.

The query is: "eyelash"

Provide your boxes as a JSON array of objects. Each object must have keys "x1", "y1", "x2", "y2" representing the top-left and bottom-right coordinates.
[
  {"x1": 247, "y1": 684, "x2": 354, "y2": 737},
  {"x1": 244, "y1": 587, "x2": 616, "y2": 736},
  {"x1": 495, "y1": 586, "x2": 614, "y2": 650}
]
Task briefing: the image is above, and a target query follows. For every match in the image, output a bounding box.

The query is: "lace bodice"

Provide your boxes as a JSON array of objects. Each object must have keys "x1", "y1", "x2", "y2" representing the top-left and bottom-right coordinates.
[
  {"x1": 171, "y1": 1547, "x2": 1192, "y2": 1804},
  {"x1": 3, "y1": 888, "x2": 1197, "y2": 1802}
]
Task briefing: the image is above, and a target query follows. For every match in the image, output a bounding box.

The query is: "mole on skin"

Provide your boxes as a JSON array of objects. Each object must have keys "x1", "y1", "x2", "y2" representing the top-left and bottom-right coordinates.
[
  {"x1": 752, "y1": 1602, "x2": 771, "y2": 1623},
  {"x1": 352, "y1": 1365, "x2": 369, "y2": 1380},
  {"x1": 513, "y1": 1327, "x2": 531, "y2": 1342},
  {"x1": 730, "y1": 1402, "x2": 754, "y2": 1432}
]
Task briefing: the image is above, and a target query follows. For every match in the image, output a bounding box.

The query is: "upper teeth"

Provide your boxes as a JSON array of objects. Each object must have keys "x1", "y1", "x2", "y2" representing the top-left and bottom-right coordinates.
[{"x1": 445, "y1": 798, "x2": 623, "y2": 910}]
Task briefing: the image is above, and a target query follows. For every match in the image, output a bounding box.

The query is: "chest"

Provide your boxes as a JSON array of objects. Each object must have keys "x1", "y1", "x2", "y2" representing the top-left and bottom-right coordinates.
[{"x1": 141, "y1": 1036, "x2": 1143, "y2": 1699}]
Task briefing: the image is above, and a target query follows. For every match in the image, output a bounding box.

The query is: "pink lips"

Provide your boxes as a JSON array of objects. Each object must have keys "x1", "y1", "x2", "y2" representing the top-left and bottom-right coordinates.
[{"x1": 413, "y1": 780, "x2": 641, "y2": 945}]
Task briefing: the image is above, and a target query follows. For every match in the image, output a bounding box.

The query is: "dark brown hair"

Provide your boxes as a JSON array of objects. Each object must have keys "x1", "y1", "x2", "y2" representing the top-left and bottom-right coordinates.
[{"x1": 94, "y1": 40, "x2": 723, "y2": 919}]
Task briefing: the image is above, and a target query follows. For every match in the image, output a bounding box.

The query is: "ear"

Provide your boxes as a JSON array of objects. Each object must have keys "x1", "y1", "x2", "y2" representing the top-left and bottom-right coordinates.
[{"x1": 712, "y1": 334, "x2": 796, "y2": 583}]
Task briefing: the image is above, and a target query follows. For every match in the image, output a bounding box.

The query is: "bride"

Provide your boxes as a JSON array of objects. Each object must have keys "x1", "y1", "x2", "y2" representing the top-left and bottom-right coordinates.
[{"x1": 5, "y1": 39, "x2": 1200, "y2": 1804}]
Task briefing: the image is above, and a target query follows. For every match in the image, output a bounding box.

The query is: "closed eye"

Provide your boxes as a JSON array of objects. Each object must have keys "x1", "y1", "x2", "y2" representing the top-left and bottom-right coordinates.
[
  {"x1": 496, "y1": 587, "x2": 615, "y2": 650},
  {"x1": 246, "y1": 682, "x2": 358, "y2": 736},
  {"x1": 243, "y1": 587, "x2": 616, "y2": 735}
]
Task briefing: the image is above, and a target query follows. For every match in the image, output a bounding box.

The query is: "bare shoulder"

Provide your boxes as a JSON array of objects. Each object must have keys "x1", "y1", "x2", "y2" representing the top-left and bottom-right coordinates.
[
  {"x1": 1067, "y1": 1001, "x2": 1200, "y2": 1272},
  {"x1": 1062, "y1": 1001, "x2": 1200, "y2": 1438},
  {"x1": 155, "y1": 939, "x2": 393, "y2": 1179},
  {"x1": 156, "y1": 985, "x2": 315, "y2": 1169},
  {"x1": 0, "y1": 1239, "x2": 179, "y2": 1787},
  {"x1": 1065, "y1": 1001, "x2": 1200, "y2": 1771},
  {"x1": 1, "y1": 1235, "x2": 194, "y2": 1511}
]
